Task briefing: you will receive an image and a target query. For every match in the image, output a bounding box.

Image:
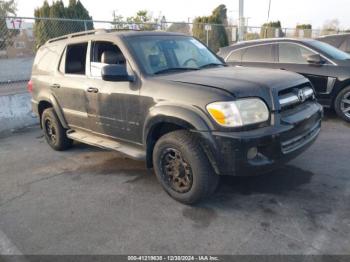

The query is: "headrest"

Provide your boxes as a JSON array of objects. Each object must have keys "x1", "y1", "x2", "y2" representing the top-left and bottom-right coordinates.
[
  {"x1": 66, "y1": 61, "x2": 83, "y2": 73},
  {"x1": 101, "y1": 51, "x2": 125, "y2": 64},
  {"x1": 149, "y1": 54, "x2": 160, "y2": 67}
]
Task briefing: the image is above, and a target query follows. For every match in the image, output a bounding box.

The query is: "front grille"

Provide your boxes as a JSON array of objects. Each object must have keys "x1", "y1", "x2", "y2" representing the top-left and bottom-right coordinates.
[
  {"x1": 278, "y1": 84, "x2": 315, "y2": 111},
  {"x1": 281, "y1": 121, "x2": 321, "y2": 154}
]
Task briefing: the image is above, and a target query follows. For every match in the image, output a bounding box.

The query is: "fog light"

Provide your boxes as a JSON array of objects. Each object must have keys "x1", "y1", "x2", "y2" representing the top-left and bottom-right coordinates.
[{"x1": 247, "y1": 147, "x2": 258, "y2": 160}]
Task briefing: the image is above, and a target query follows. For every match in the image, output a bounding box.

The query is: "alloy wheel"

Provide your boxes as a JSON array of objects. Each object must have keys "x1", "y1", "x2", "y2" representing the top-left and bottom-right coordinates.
[
  {"x1": 160, "y1": 148, "x2": 193, "y2": 193},
  {"x1": 44, "y1": 118, "x2": 57, "y2": 144},
  {"x1": 340, "y1": 91, "x2": 350, "y2": 119}
]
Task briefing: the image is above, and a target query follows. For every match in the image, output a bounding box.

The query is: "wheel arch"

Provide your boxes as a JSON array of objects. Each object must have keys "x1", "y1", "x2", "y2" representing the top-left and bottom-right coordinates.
[
  {"x1": 143, "y1": 105, "x2": 219, "y2": 173},
  {"x1": 37, "y1": 95, "x2": 68, "y2": 129},
  {"x1": 331, "y1": 79, "x2": 350, "y2": 108}
]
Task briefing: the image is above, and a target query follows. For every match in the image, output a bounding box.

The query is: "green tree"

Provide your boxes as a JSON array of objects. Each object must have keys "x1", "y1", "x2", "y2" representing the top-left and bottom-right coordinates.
[
  {"x1": 112, "y1": 10, "x2": 124, "y2": 29},
  {"x1": 0, "y1": 0, "x2": 18, "y2": 51},
  {"x1": 34, "y1": 0, "x2": 93, "y2": 47},
  {"x1": 126, "y1": 10, "x2": 155, "y2": 30},
  {"x1": 192, "y1": 4, "x2": 229, "y2": 52},
  {"x1": 321, "y1": 19, "x2": 339, "y2": 35},
  {"x1": 260, "y1": 21, "x2": 284, "y2": 38},
  {"x1": 295, "y1": 24, "x2": 312, "y2": 38}
]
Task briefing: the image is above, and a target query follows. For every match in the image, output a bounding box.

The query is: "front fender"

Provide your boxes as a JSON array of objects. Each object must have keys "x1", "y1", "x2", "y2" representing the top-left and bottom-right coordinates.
[
  {"x1": 143, "y1": 104, "x2": 222, "y2": 174},
  {"x1": 143, "y1": 104, "x2": 213, "y2": 144}
]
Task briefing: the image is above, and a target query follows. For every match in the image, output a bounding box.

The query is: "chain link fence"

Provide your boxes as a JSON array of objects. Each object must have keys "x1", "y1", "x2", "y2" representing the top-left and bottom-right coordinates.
[{"x1": 0, "y1": 16, "x2": 349, "y2": 95}]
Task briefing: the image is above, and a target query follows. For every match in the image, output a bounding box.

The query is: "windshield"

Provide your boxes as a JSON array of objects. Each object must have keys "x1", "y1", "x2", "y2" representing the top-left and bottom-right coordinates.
[
  {"x1": 127, "y1": 35, "x2": 223, "y2": 75},
  {"x1": 309, "y1": 40, "x2": 350, "y2": 60}
]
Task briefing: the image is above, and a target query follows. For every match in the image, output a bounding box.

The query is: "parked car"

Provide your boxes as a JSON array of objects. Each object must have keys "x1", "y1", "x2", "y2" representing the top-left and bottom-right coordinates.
[
  {"x1": 317, "y1": 34, "x2": 350, "y2": 54},
  {"x1": 29, "y1": 30, "x2": 323, "y2": 204},
  {"x1": 218, "y1": 38, "x2": 350, "y2": 122}
]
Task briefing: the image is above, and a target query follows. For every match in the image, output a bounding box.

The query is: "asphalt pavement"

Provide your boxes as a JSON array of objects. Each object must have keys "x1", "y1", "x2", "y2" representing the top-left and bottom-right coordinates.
[{"x1": 0, "y1": 110, "x2": 349, "y2": 255}]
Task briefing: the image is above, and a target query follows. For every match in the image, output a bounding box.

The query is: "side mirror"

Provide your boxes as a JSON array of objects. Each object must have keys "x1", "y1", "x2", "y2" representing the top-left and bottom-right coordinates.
[
  {"x1": 101, "y1": 64, "x2": 134, "y2": 82},
  {"x1": 306, "y1": 54, "x2": 325, "y2": 66}
]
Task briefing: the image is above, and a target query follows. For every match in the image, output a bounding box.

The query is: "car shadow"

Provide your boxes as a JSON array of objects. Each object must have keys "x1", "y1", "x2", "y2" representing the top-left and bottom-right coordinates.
[
  {"x1": 59, "y1": 134, "x2": 317, "y2": 206},
  {"x1": 217, "y1": 165, "x2": 314, "y2": 197},
  {"x1": 65, "y1": 147, "x2": 315, "y2": 202},
  {"x1": 322, "y1": 108, "x2": 338, "y2": 121}
]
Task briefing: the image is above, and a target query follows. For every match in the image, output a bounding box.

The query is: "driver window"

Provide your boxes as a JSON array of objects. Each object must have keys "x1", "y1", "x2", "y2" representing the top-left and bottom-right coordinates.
[
  {"x1": 278, "y1": 43, "x2": 315, "y2": 64},
  {"x1": 142, "y1": 42, "x2": 168, "y2": 73},
  {"x1": 173, "y1": 40, "x2": 211, "y2": 68},
  {"x1": 173, "y1": 41, "x2": 199, "y2": 67},
  {"x1": 90, "y1": 41, "x2": 126, "y2": 77}
]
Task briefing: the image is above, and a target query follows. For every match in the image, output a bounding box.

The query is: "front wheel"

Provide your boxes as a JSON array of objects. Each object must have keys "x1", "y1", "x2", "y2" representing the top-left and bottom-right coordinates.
[
  {"x1": 335, "y1": 86, "x2": 350, "y2": 122},
  {"x1": 153, "y1": 130, "x2": 219, "y2": 204}
]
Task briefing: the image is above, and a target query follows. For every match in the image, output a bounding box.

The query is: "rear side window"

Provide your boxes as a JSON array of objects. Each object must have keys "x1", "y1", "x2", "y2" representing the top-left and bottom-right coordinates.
[
  {"x1": 242, "y1": 44, "x2": 274, "y2": 63},
  {"x1": 227, "y1": 49, "x2": 243, "y2": 62},
  {"x1": 34, "y1": 45, "x2": 62, "y2": 74},
  {"x1": 278, "y1": 43, "x2": 315, "y2": 64},
  {"x1": 64, "y1": 43, "x2": 88, "y2": 75}
]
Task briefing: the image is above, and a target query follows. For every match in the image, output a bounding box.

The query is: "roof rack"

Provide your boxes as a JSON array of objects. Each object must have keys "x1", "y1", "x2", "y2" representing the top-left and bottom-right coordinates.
[
  {"x1": 46, "y1": 28, "x2": 140, "y2": 44},
  {"x1": 47, "y1": 29, "x2": 104, "y2": 43}
]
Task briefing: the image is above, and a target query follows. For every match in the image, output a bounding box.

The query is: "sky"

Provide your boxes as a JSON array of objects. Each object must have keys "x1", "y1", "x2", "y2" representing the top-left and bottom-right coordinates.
[{"x1": 15, "y1": 0, "x2": 350, "y2": 29}]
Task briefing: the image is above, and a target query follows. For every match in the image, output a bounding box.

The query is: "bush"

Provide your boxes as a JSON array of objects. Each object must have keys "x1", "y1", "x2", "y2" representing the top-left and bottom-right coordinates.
[
  {"x1": 260, "y1": 21, "x2": 284, "y2": 38},
  {"x1": 192, "y1": 5, "x2": 229, "y2": 52}
]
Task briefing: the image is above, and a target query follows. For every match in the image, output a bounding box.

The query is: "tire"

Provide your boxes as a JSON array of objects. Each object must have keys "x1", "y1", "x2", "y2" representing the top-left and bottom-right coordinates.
[
  {"x1": 334, "y1": 86, "x2": 350, "y2": 123},
  {"x1": 153, "y1": 130, "x2": 219, "y2": 205},
  {"x1": 41, "y1": 108, "x2": 73, "y2": 151}
]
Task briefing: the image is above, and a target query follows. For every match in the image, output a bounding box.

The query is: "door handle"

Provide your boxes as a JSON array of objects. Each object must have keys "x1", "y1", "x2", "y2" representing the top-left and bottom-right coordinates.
[
  {"x1": 50, "y1": 83, "x2": 61, "y2": 89},
  {"x1": 87, "y1": 87, "x2": 99, "y2": 93}
]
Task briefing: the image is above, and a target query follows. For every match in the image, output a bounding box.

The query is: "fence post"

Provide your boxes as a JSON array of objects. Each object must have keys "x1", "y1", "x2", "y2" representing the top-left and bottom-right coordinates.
[
  {"x1": 206, "y1": 25, "x2": 209, "y2": 46},
  {"x1": 84, "y1": 20, "x2": 87, "y2": 31}
]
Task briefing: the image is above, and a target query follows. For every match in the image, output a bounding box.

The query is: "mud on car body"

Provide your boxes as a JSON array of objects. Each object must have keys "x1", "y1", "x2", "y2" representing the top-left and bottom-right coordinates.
[{"x1": 29, "y1": 30, "x2": 323, "y2": 204}]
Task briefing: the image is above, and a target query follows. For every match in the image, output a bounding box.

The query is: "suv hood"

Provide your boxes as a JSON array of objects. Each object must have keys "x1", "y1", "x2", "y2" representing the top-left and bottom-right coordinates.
[{"x1": 156, "y1": 66, "x2": 307, "y2": 100}]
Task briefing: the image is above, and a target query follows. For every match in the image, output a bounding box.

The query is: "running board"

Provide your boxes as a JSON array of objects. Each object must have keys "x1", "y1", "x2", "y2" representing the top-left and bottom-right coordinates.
[{"x1": 67, "y1": 130, "x2": 146, "y2": 160}]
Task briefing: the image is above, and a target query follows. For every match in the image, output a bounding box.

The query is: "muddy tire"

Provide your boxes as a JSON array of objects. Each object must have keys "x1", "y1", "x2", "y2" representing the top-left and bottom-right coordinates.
[
  {"x1": 153, "y1": 130, "x2": 219, "y2": 204},
  {"x1": 41, "y1": 108, "x2": 73, "y2": 151}
]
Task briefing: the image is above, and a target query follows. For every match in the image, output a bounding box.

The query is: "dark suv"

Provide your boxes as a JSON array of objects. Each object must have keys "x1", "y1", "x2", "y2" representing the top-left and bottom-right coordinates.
[{"x1": 30, "y1": 30, "x2": 323, "y2": 204}]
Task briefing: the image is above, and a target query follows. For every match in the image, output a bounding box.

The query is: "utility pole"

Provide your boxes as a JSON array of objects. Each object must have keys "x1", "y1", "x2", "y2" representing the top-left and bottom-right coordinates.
[
  {"x1": 238, "y1": 0, "x2": 244, "y2": 41},
  {"x1": 267, "y1": 0, "x2": 272, "y2": 22}
]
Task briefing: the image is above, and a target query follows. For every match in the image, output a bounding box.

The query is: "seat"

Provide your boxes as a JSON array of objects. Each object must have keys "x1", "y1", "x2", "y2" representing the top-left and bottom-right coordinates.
[
  {"x1": 148, "y1": 54, "x2": 161, "y2": 70},
  {"x1": 66, "y1": 61, "x2": 84, "y2": 74},
  {"x1": 101, "y1": 51, "x2": 125, "y2": 65}
]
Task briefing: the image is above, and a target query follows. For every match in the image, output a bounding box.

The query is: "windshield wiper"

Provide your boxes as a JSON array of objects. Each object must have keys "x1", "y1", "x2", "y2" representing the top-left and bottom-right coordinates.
[
  {"x1": 199, "y1": 63, "x2": 225, "y2": 69},
  {"x1": 154, "y1": 67, "x2": 199, "y2": 75}
]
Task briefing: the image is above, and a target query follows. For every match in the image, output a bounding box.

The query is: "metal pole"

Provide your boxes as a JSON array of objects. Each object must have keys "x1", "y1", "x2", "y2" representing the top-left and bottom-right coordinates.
[
  {"x1": 238, "y1": 0, "x2": 244, "y2": 41},
  {"x1": 267, "y1": 0, "x2": 272, "y2": 21}
]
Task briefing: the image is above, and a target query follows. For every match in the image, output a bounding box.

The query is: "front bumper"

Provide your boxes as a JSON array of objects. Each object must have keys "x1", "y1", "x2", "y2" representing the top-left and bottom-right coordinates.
[{"x1": 202, "y1": 102, "x2": 323, "y2": 176}]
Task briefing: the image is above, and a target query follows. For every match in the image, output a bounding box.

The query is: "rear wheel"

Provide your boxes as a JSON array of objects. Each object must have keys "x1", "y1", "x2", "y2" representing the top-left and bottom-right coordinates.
[
  {"x1": 153, "y1": 130, "x2": 219, "y2": 204},
  {"x1": 41, "y1": 108, "x2": 73, "y2": 151},
  {"x1": 335, "y1": 86, "x2": 350, "y2": 123}
]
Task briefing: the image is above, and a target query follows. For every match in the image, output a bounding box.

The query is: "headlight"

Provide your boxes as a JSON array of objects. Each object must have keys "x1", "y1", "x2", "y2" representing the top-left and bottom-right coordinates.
[{"x1": 206, "y1": 98, "x2": 269, "y2": 127}]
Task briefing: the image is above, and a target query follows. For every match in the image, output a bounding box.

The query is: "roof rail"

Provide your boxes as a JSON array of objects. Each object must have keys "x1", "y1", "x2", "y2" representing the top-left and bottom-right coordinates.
[
  {"x1": 46, "y1": 28, "x2": 141, "y2": 44},
  {"x1": 47, "y1": 29, "x2": 105, "y2": 44}
]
